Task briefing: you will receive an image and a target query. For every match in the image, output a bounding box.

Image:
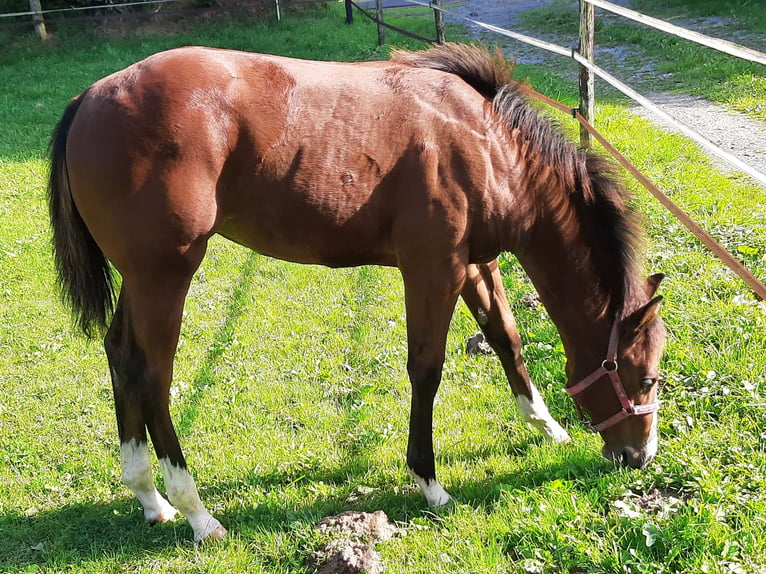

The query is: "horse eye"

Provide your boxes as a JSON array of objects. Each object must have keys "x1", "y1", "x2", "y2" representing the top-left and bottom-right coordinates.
[{"x1": 640, "y1": 377, "x2": 657, "y2": 389}]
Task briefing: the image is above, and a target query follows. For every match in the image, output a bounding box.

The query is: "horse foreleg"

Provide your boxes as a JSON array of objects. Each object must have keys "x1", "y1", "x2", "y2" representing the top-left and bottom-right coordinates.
[
  {"x1": 401, "y1": 260, "x2": 465, "y2": 507},
  {"x1": 109, "y1": 263, "x2": 225, "y2": 542},
  {"x1": 461, "y1": 261, "x2": 570, "y2": 443}
]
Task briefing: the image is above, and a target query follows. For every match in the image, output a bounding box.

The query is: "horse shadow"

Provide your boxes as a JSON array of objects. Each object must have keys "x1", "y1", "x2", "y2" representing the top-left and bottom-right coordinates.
[{"x1": 0, "y1": 442, "x2": 615, "y2": 571}]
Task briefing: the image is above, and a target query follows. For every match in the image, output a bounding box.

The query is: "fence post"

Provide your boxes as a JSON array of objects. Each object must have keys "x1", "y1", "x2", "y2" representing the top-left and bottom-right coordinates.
[
  {"x1": 375, "y1": 0, "x2": 385, "y2": 45},
  {"x1": 432, "y1": 0, "x2": 445, "y2": 44},
  {"x1": 578, "y1": 0, "x2": 595, "y2": 148},
  {"x1": 345, "y1": 0, "x2": 353, "y2": 23},
  {"x1": 29, "y1": 0, "x2": 48, "y2": 40}
]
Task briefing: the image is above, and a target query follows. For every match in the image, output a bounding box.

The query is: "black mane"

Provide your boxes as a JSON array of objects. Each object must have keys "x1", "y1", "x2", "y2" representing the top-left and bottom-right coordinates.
[{"x1": 393, "y1": 43, "x2": 644, "y2": 315}]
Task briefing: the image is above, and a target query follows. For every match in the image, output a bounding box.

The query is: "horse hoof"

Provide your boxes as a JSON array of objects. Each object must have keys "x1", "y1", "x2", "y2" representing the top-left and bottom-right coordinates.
[
  {"x1": 430, "y1": 496, "x2": 455, "y2": 512},
  {"x1": 146, "y1": 503, "x2": 178, "y2": 525},
  {"x1": 194, "y1": 520, "x2": 227, "y2": 543},
  {"x1": 545, "y1": 424, "x2": 571, "y2": 444}
]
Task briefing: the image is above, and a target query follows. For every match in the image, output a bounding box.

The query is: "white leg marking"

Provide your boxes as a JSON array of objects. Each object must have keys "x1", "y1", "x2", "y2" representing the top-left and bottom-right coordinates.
[
  {"x1": 410, "y1": 471, "x2": 452, "y2": 507},
  {"x1": 120, "y1": 439, "x2": 178, "y2": 523},
  {"x1": 516, "y1": 385, "x2": 571, "y2": 443},
  {"x1": 159, "y1": 458, "x2": 227, "y2": 542}
]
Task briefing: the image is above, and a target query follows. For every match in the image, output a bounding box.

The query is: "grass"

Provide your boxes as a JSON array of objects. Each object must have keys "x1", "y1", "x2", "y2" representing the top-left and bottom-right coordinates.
[{"x1": 1, "y1": 3, "x2": 765, "y2": 573}]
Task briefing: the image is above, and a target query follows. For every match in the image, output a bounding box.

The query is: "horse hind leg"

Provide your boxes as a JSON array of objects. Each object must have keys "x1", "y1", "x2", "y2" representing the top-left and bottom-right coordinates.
[
  {"x1": 400, "y1": 257, "x2": 469, "y2": 508},
  {"x1": 107, "y1": 295, "x2": 177, "y2": 525},
  {"x1": 106, "y1": 248, "x2": 225, "y2": 542},
  {"x1": 461, "y1": 261, "x2": 570, "y2": 443}
]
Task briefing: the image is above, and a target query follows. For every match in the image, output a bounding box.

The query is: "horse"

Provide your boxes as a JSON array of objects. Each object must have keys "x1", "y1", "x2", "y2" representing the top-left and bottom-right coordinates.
[{"x1": 48, "y1": 43, "x2": 666, "y2": 542}]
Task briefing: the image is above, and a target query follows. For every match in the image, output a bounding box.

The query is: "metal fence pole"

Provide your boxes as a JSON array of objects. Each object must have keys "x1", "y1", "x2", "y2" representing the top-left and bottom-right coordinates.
[{"x1": 578, "y1": 0, "x2": 595, "y2": 148}]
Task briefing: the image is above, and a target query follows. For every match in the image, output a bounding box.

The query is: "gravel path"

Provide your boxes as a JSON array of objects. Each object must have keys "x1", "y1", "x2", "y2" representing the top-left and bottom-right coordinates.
[
  {"x1": 444, "y1": 0, "x2": 766, "y2": 188},
  {"x1": 631, "y1": 93, "x2": 766, "y2": 181}
]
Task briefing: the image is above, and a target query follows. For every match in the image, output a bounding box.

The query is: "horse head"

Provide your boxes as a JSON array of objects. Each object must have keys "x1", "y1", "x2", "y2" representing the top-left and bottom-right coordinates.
[{"x1": 567, "y1": 274, "x2": 666, "y2": 468}]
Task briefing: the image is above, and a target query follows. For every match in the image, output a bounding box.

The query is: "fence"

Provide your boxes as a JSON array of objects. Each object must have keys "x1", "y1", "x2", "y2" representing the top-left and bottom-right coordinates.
[
  {"x1": 346, "y1": 0, "x2": 766, "y2": 300},
  {"x1": 0, "y1": 0, "x2": 322, "y2": 33}
]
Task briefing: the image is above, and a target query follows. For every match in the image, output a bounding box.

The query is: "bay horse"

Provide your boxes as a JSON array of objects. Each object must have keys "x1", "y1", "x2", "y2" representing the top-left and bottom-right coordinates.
[{"x1": 48, "y1": 43, "x2": 666, "y2": 542}]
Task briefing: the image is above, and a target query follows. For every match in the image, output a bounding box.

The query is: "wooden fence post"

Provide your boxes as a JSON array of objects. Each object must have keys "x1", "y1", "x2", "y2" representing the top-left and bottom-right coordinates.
[
  {"x1": 375, "y1": 0, "x2": 385, "y2": 45},
  {"x1": 578, "y1": 0, "x2": 595, "y2": 148},
  {"x1": 432, "y1": 0, "x2": 445, "y2": 44},
  {"x1": 29, "y1": 0, "x2": 48, "y2": 40},
  {"x1": 345, "y1": 0, "x2": 353, "y2": 24}
]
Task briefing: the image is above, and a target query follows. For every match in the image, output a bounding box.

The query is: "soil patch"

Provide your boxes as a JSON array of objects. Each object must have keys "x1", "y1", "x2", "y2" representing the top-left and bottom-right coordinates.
[{"x1": 307, "y1": 511, "x2": 402, "y2": 574}]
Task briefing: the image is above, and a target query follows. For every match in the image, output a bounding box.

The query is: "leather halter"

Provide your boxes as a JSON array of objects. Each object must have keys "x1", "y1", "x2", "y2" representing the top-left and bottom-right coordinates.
[{"x1": 565, "y1": 316, "x2": 660, "y2": 432}]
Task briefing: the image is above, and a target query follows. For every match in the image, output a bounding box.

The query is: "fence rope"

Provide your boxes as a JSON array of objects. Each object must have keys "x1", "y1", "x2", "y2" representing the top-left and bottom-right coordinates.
[
  {"x1": 0, "y1": 0, "x2": 323, "y2": 28},
  {"x1": 569, "y1": 51, "x2": 766, "y2": 187},
  {"x1": 0, "y1": 0, "x2": 182, "y2": 18}
]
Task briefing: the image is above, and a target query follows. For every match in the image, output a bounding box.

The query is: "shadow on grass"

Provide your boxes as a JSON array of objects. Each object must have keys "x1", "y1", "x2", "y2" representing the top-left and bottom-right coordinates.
[
  {"x1": 0, "y1": 498, "x2": 182, "y2": 570},
  {"x1": 0, "y1": 430, "x2": 616, "y2": 571},
  {"x1": 213, "y1": 437, "x2": 615, "y2": 523}
]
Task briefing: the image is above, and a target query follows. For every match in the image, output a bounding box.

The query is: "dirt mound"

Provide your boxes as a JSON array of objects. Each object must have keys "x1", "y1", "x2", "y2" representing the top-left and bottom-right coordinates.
[{"x1": 308, "y1": 510, "x2": 402, "y2": 573}]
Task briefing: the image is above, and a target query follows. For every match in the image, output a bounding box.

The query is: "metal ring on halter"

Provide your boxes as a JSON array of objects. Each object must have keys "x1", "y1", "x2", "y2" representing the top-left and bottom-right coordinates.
[{"x1": 601, "y1": 359, "x2": 618, "y2": 372}]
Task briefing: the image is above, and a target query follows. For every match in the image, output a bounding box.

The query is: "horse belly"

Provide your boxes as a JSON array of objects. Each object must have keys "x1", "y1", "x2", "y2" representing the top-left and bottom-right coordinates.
[{"x1": 216, "y1": 176, "x2": 396, "y2": 268}]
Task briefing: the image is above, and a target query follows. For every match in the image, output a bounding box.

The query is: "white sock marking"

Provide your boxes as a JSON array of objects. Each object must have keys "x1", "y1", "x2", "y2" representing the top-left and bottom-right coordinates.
[
  {"x1": 158, "y1": 458, "x2": 226, "y2": 542},
  {"x1": 120, "y1": 439, "x2": 178, "y2": 523},
  {"x1": 410, "y1": 471, "x2": 452, "y2": 507},
  {"x1": 516, "y1": 385, "x2": 571, "y2": 443}
]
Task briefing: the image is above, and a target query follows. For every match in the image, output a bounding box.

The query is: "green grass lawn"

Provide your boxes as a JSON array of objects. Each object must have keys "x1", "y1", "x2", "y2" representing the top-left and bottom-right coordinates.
[{"x1": 1, "y1": 4, "x2": 765, "y2": 573}]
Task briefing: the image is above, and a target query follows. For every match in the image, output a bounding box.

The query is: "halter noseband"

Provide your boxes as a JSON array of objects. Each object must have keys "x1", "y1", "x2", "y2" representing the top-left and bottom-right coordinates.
[{"x1": 565, "y1": 316, "x2": 659, "y2": 432}]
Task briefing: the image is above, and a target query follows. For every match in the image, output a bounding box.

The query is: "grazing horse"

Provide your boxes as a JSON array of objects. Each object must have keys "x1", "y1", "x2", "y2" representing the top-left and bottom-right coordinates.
[{"x1": 48, "y1": 43, "x2": 666, "y2": 542}]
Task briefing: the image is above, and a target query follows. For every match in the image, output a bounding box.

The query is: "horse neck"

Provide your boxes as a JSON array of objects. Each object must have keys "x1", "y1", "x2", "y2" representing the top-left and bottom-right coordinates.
[{"x1": 510, "y1": 188, "x2": 622, "y2": 373}]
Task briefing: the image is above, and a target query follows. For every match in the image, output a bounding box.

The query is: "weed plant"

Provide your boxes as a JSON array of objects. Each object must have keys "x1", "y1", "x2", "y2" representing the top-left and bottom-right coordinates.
[{"x1": 1, "y1": 4, "x2": 764, "y2": 573}]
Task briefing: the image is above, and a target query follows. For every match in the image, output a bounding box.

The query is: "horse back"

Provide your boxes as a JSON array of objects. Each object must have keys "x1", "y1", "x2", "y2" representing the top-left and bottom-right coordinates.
[{"x1": 65, "y1": 47, "x2": 511, "y2": 271}]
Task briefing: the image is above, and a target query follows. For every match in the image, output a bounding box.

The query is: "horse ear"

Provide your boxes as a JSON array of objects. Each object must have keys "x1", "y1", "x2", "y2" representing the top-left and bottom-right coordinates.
[
  {"x1": 624, "y1": 296, "x2": 663, "y2": 335},
  {"x1": 643, "y1": 273, "x2": 665, "y2": 298}
]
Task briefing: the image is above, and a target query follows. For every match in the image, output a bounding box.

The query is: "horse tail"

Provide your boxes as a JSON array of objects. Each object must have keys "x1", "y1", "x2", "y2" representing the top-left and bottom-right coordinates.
[{"x1": 48, "y1": 90, "x2": 115, "y2": 338}]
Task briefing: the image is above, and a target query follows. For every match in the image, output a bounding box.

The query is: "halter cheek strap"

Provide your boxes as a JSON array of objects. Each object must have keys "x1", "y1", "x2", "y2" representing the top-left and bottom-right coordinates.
[{"x1": 565, "y1": 317, "x2": 660, "y2": 432}]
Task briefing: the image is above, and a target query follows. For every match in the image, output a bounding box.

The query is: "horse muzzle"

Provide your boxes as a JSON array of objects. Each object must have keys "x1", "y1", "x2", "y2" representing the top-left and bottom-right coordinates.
[{"x1": 603, "y1": 443, "x2": 655, "y2": 469}]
